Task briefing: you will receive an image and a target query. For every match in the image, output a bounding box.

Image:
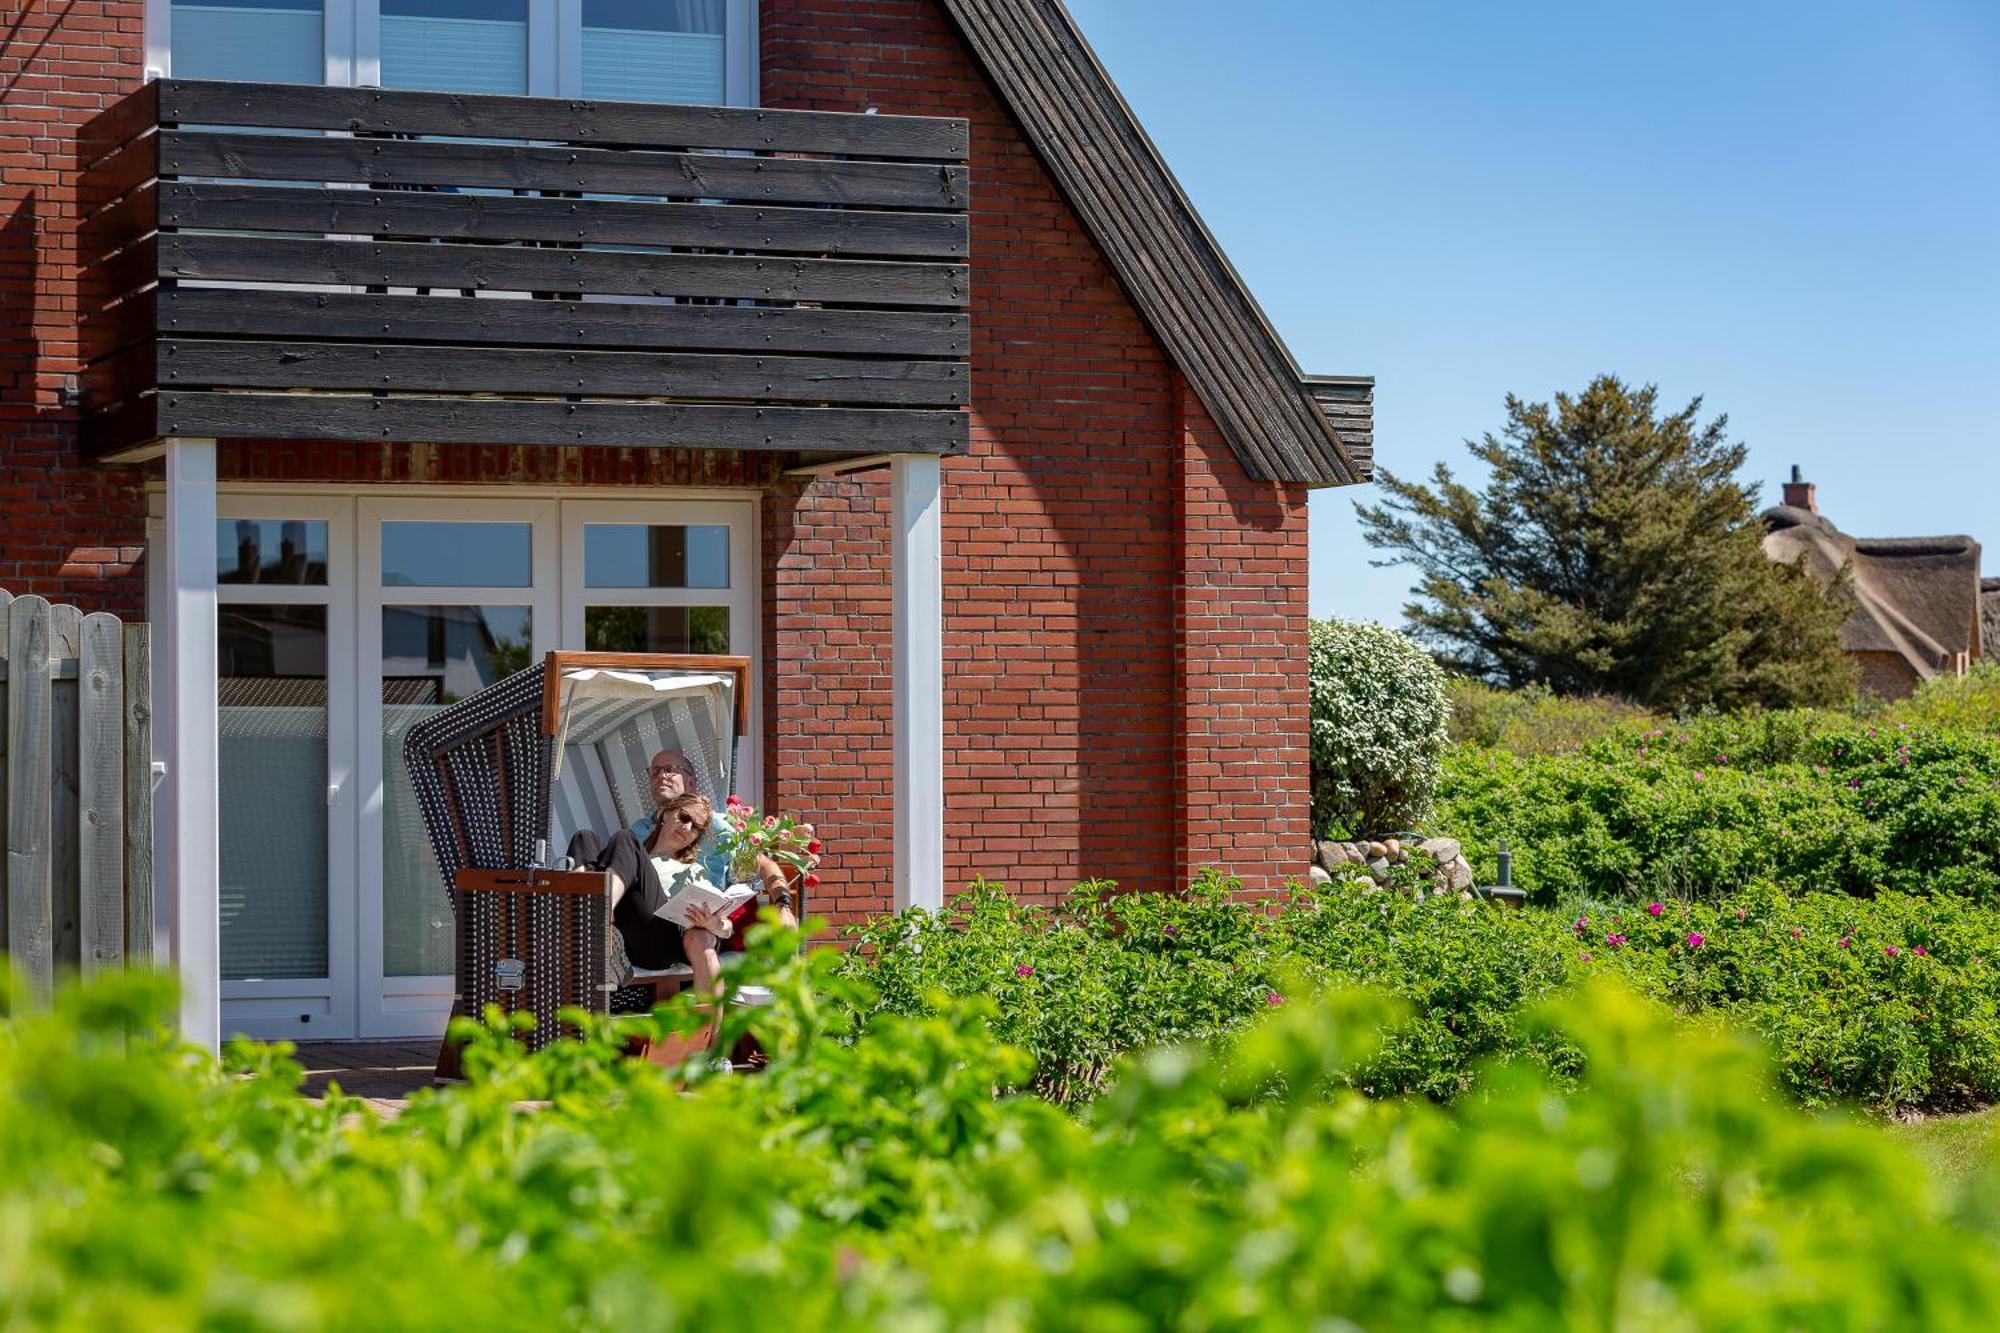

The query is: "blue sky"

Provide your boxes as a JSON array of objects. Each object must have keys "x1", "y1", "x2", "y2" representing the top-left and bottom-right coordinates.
[{"x1": 1062, "y1": 0, "x2": 2000, "y2": 627}]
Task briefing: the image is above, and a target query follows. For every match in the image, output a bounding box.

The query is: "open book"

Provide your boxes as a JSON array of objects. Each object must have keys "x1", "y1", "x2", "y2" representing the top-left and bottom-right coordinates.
[{"x1": 655, "y1": 877, "x2": 757, "y2": 931}]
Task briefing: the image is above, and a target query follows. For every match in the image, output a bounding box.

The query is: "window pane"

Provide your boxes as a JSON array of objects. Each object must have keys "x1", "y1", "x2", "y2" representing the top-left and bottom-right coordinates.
[
  {"x1": 381, "y1": 521, "x2": 531, "y2": 588},
  {"x1": 218, "y1": 604, "x2": 328, "y2": 982},
  {"x1": 584, "y1": 524, "x2": 729, "y2": 589},
  {"x1": 582, "y1": 0, "x2": 725, "y2": 104},
  {"x1": 381, "y1": 0, "x2": 528, "y2": 95},
  {"x1": 218, "y1": 519, "x2": 329, "y2": 586},
  {"x1": 380, "y1": 605, "x2": 532, "y2": 979},
  {"x1": 586, "y1": 605, "x2": 730, "y2": 655},
  {"x1": 172, "y1": 0, "x2": 324, "y2": 84}
]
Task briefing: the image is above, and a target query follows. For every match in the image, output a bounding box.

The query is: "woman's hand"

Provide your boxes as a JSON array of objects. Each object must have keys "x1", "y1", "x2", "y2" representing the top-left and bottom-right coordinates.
[{"x1": 684, "y1": 903, "x2": 733, "y2": 939}]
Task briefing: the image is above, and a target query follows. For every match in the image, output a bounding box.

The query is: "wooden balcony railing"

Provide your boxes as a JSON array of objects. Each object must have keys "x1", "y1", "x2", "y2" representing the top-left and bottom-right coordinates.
[{"x1": 76, "y1": 80, "x2": 971, "y2": 463}]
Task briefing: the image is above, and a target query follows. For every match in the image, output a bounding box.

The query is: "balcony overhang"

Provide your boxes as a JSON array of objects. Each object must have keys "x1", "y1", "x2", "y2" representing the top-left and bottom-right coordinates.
[{"x1": 77, "y1": 80, "x2": 971, "y2": 466}]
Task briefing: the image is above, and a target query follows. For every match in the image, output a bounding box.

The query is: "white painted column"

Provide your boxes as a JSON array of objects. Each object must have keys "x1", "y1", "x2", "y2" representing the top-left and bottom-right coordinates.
[
  {"x1": 158, "y1": 439, "x2": 221, "y2": 1050},
  {"x1": 890, "y1": 454, "x2": 944, "y2": 912}
]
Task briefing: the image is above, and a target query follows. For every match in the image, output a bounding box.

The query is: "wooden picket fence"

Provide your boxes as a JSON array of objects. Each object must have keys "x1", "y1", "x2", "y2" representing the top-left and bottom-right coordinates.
[{"x1": 0, "y1": 589, "x2": 153, "y2": 997}]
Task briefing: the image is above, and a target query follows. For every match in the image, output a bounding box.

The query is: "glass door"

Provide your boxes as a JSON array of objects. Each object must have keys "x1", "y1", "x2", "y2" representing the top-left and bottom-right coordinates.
[
  {"x1": 356, "y1": 498, "x2": 558, "y2": 1037},
  {"x1": 216, "y1": 497, "x2": 358, "y2": 1040}
]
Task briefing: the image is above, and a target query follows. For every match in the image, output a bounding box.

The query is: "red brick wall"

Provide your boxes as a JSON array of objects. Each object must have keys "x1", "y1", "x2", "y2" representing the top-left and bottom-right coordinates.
[
  {"x1": 760, "y1": 0, "x2": 1311, "y2": 919},
  {"x1": 0, "y1": 0, "x2": 148, "y2": 615}
]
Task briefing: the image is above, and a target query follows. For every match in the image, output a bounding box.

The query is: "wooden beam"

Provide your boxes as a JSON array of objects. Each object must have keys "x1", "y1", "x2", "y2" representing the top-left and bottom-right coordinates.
[
  {"x1": 156, "y1": 233, "x2": 970, "y2": 308},
  {"x1": 138, "y1": 289, "x2": 970, "y2": 358},
  {"x1": 153, "y1": 392, "x2": 970, "y2": 454},
  {"x1": 158, "y1": 131, "x2": 969, "y2": 211},
  {"x1": 157, "y1": 78, "x2": 969, "y2": 161},
  {"x1": 153, "y1": 341, "x2": 969, "y2": 406},
  {"x1": 157, "y1": 182, "x2": 969, "y2": 258}
]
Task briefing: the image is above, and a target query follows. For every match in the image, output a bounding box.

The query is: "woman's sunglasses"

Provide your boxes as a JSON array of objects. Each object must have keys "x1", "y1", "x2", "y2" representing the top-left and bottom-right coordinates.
[{"x1": 673, "y1": 811, "x2": 710, "y2": 835}]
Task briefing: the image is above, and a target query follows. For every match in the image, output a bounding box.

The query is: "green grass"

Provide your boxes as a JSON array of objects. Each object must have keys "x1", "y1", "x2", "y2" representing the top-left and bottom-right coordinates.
[{"x1": 1890, "y1": 1107, "x2": 2000, "y2": 1203}]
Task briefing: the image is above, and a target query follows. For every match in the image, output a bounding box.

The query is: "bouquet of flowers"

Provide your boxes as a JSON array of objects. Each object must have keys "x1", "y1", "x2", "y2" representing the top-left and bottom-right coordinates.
[{"x1": 716, "y1": 795, "x2": 822, "y2": 895}]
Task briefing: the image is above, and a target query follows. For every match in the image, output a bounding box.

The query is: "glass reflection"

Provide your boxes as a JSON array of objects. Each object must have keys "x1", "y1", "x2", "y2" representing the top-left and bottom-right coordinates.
[
  {"x1": 381, "y1": 522, "x2": 532, "y2": 589},
  {"x1": 381, "y1": 0, "x2": 528, "y2": 95},
  {"x1": 585, "y1": 605, "x2": 729, "y2": 655},
  {"x1": 583, "y1": 524, "x2": 729, "y2": 590},
  {"x1": 218, "y1": 519, "x2": 328, "y2": 586}
]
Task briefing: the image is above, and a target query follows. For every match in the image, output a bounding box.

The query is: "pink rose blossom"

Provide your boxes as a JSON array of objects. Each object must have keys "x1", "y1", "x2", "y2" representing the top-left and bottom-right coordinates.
[
  {"x1": 1605, "y1": 933, "x2": 1627, "y2": 948},
  {"x1": 1885, "y1": 945, "x2": 1901, "y2": 958},
  {"x1": 1574, "y1": 916, "x2": 1590, "y2": 936},
  {"x1": 1790, "y1": 930, "x2": 1802, "y2": 939},
  {"x1": 1914, "y1": 946, "x2": 1928, "y2": 957},
  {"x1": 763, "y1": 815, "x2": 779, "y2": 830},
  {"x1": 1015, "y1": 964, "x2": 1034, "y2": 977},
  {"x1": 1686, "y1": 932, "x2": 1705, "y2": 949},
  {"x1": 1647, "y1": 902, "x2": 1664, "y2": 918},
  {"x1": 1579, "y1": 951, "x2": 1594, "y2": 963},
  {"x1": 1265, "y1": 991, "x2": 1285, "y2": 1006},
  {"x1": 1838, "y1": 937, "x2": 1852, "y2": 949}
]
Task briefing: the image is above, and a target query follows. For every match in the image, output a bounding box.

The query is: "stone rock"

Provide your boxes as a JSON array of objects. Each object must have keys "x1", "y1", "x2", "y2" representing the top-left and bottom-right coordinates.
[
  {"x1": 1365, "y1": 841, "x2": 1389, "y2": 860},
  {"x1": 1317, "y1": 840, "x2": 1353, "y2": 870},
  {"x1": 1367, "y1": 857, "x2": 1391, "y2": 881},
  {"x1": 1419, "y1": 836, "x2": 1462, "y2": 864},
  {"x1": 1309, "y1": 865, "x2": 1333, "y2": 887},
  {"x1": 1445, "y1": 858, "x2": 1475, "y2": 892},
  {"x1": 1383, "y1": 838, "x2": 1403, "y2": 862}
]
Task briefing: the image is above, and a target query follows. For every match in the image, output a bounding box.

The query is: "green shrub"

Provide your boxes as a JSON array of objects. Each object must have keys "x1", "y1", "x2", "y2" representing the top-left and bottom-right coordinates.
[
  {"x1": 1446, "y1": 677, "x2": 1659, "y2": 753},
  {"x1": 9, "y1": 952, "x2": 2000, "y2": 1328},
  {"x1": 838, "y1": 877, "x2": 2000, "y2": 1114},
  {"x1": 1888, "y1": 661, "x2": 2000, "y2": 735},
  {"x1": 1434, "y1": 715, "x2": 2000, "y2": 901},
  {"x1": 1307, "y1": 618, "x2": 1450, "y2": 836}
]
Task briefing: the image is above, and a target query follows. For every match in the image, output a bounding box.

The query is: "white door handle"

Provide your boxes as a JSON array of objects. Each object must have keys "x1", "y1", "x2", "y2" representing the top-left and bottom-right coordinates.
[{"x1": 327, "y1": 783, "x2": 341, "y2": 808}]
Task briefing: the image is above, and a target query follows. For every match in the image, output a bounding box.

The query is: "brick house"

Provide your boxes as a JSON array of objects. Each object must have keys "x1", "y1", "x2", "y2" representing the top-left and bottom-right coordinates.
[
  {"x1": 1763, "y1": 469, "x2": 1983, "y2": 699},
  {"x1": 1, "y1": 0, "x2": 1372, "y2": 1045}
]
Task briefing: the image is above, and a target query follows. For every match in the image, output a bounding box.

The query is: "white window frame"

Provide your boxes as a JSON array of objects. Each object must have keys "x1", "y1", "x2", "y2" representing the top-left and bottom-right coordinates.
[
  {"x1": 147, "y1": 0, "x2": 760, "y2": 105},
  {"x1": 560, "y1": 497, "x2": 762, "y2": 807}
]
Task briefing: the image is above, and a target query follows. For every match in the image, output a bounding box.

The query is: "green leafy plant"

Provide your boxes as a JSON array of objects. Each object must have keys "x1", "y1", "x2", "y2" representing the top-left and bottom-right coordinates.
[{"x1": 1308, "y1": 617, "x2": 1450, "y2": 836}]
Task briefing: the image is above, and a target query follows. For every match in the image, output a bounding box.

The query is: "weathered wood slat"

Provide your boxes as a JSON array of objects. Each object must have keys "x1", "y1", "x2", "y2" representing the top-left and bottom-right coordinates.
[
  {"x1": 78, "y1": 81, "x2": 160, "y2": 170},
  {"x1": 78, "y1": 182, "x2": 160, "y2": 263},
  {"x1": 156, "y1": 233, "x2": 969, "y2": 308},
  {"x1": 80, "y1": 340, "x2": 156, "y2": 412},
  {"x1": 155, "y1": 341, "x2": 970, "y2": 407},
  {"x1": 156, "y1": 79, "x2": 968, "y2": 161},
  {"x1": 158, "y1": 182, "x2": 969, "y2": 258},
  {"x1": 7, "y1": 597, "x2": 55, "y2": 998},
  {"x1": 48, "y1": 606, "x2": 83, "y2": 973},
  {"x1": 103, "y1": 288, "x2": 970, "y2": 358},
  {"x1": 155, "y1": 392, "x2": 970, "y2": 454},
  {"x1": 79, "y1": 615, "x2": 127, "y2": 974},
  {"x1": 78, "y1": 133, "x2": 159, "y2": 218},
  {"x1": 80, "y1": 235, "x2": 159, "y2": 310},
  {"x1": 158, "y1": 132, "x2": 969, "y2": 211},
  {"x1": 122, "y1": 624, "x2": 154, "y2": 962}
]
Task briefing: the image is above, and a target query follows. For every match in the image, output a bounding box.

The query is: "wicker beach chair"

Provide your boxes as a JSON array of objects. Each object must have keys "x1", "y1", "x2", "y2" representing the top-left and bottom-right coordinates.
[{"x1": 401, "y1": 652, "x2": 753, "y2": 1075}]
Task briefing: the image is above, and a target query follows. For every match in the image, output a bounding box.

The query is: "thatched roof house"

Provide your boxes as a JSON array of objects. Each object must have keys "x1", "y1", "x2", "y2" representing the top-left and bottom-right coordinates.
[{"x1": 1762, "y1": 468, "x2": 1984, "y2": 699}]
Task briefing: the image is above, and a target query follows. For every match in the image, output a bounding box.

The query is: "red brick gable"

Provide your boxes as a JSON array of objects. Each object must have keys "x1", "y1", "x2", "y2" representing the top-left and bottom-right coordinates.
[{"x1": 760, "y1": 0, "x2": 1310, "y2": 913}]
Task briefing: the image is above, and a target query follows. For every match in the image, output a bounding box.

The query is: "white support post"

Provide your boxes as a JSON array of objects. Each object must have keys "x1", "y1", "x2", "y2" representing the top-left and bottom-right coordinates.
[
  {"x1": 158, "y1": 439, "x2": 221, "y2": 1051},
  {"x1": 890, "y1": 454, "x2": 944, "y2": 913}
]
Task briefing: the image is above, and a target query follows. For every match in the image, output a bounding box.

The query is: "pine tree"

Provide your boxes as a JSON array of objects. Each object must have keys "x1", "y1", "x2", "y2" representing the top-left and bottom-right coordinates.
[{"x1": 1355, "y1": 375, "x2": 1854, "y2": 711}]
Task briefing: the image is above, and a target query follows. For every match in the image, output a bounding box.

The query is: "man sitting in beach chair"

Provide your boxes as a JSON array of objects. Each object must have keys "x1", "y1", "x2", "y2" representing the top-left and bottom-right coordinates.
[{"x1": 564, "y1": 748, "x2": 805, "y2": 999}]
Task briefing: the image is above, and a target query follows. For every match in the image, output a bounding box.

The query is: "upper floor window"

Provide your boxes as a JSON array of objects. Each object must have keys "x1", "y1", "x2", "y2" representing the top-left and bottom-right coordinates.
[
  {"x1": 155, "y1": 0, "x2": 756, "y2": 104},
  {"x1": 583, "y1": 1, "x2": 726, "y2": 105},
  {"x1": 169, "y1": 0, "x2": 325, "y2": 85},
  {"x1": 380, "y1": 0, "x2": 529, "y2": 96}
]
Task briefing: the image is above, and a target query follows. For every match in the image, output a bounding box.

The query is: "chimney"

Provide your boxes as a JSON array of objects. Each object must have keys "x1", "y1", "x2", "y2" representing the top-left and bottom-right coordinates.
[{"x1": 1782, "y1": 464, "x2": 1818, "y2": 514}]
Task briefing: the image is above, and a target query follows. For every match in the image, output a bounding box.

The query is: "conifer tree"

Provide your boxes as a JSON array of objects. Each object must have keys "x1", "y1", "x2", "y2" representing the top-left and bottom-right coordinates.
[{"x1": 1356, "y1": 376, "x2": 1854, "y2": 710}]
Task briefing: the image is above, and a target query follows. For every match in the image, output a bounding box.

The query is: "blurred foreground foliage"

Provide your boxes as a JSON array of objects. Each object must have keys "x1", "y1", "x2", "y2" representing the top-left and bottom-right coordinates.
[{"x1": 8, "y1": 922, "x2": 2000, "y2": 1330}]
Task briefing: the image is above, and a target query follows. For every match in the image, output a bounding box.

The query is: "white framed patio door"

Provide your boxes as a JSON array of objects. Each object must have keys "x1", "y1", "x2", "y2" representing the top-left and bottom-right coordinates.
[{"x1": 209, "y1": 490, "x2": 758, "y2": 1041}]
